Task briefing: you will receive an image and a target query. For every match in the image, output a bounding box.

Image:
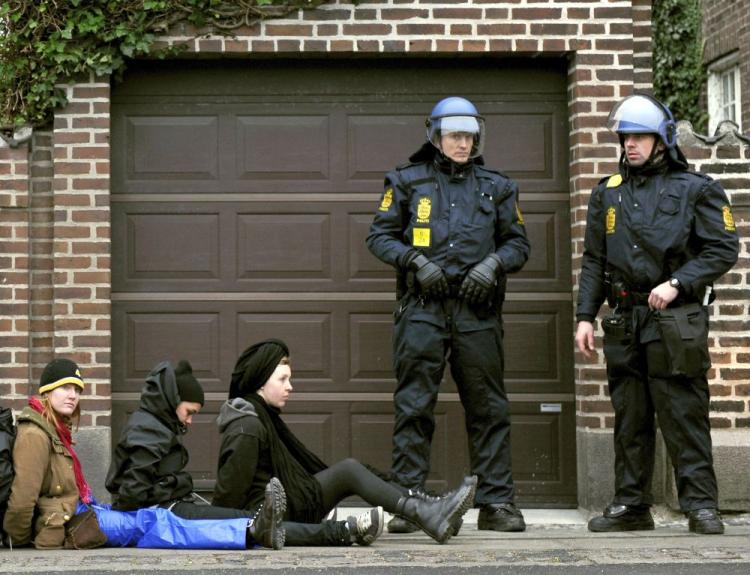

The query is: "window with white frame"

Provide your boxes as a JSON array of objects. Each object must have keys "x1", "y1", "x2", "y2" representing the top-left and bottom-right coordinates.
[{"x1": 708, "y1": 55, "x2": 742, "y2": 135}]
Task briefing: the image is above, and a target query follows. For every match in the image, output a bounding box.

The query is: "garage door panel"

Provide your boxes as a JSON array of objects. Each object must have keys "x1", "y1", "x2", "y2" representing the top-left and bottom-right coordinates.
[
  {"x1": 502, "y1": 300, "x2": 574, "y2": 394},
  {"x1": 127, "y1": 116, "x2": 219, "y2": 179},
  {"x1": 237, "y1": 213, "x2": 331, "y2": 278},
  {"x1": 114, "y1": 310, "x2": 222, "y2": 393},
  {"x1": 281, "y1": 412, "x2": 336, "y2": 465},
  {"x1": 348, "y1": 213, "x2": 394, "y2": 280},
  {"x1": 348, "y1": 313, "x2": 394, "y2": 382},
  {"x1": 510, "y1": 200, "x2": 571, "y2": 292},
  {"x1": 126, "y1": 212, "x2": 220, "y2": 279},
  {"x1": 236, "y1": 115, "x2": 330, "y2": 180},
  {"x1": 237, "y1": 312, "x2": 333, "y2": 382},
  {"x1": 346, "y1": 114, "x2": 424, "y2": 180},
  {"x1": 482, "y1": 103, "x2": 568, "y2": 193},
  {"x1": 510, "y1": 402, "x2": 577, "y2": 505}
]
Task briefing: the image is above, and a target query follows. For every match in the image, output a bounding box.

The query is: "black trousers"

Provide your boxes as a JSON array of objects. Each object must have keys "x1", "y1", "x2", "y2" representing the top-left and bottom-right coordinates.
[
  {"x1": 391, "y1": 295, "x2": 513, "y2": 505},
  {"x1": 168, "y1": 499, "x2": 351, "y2": 547},
  {"x1": 604, "y1": 310, "x2": 718, "y2": 512}
]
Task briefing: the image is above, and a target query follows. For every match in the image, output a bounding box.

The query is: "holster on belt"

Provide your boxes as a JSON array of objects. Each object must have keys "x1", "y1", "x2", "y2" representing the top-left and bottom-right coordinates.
[{"x1": 654, "y1": 303, "x2": 711, "y2": 377}]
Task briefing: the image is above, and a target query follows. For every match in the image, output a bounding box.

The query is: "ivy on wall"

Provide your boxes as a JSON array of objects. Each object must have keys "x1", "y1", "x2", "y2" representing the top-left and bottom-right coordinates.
[
  {"x1": 0, "y1": 0, "x2": 326, "y2": 132},
  {"x1": 652, "y1": 0, "x2": 707, "y2": 132}
]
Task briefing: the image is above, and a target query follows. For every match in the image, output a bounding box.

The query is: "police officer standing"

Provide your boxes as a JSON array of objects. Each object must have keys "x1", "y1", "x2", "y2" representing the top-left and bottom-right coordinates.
[
  {"x1": 576, "y1": 94, "x2": 739, "y2": 534},
  {"x1": 367, "y1": 97, "x2": 530, "y2": 533}
]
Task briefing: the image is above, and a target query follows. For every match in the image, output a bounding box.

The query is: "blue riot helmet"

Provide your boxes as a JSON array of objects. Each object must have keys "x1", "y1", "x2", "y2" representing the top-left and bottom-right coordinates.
[
  {"x1": 426, "y1": 97, "x2": 486, "y2": 159},
  {"x1": 606, "y1": 93, "x2": 677, "y2": 150}
]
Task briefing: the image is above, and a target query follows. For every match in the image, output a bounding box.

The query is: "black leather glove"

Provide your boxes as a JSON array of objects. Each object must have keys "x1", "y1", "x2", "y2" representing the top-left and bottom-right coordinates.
[
  {"x1": 402, "y1": 251, "x2": 449, "y2": 300},
  {"x1": 458, "y1": 254, "x2": 503, "y2": 305}
]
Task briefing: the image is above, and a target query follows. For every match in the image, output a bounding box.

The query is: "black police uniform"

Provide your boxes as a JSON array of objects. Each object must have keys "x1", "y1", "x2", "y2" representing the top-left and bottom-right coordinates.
[
  {"x1": 366, "y1": 147, "x2": 529, "y2": 505},
  {"x1": 577, "y1": 159, "x2": 739, "y2": 512}
]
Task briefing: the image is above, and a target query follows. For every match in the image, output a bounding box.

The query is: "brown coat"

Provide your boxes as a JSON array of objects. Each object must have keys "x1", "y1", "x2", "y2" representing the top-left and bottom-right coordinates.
[{"x1": 2, "y1": 407, "x2": 80, "y2": 549}]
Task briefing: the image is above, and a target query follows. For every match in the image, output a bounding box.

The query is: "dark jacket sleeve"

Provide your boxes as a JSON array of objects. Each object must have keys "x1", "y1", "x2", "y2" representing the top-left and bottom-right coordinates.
[
  {"x1": 107, "y1": 422, "x2": 189, "y2": 511},
  {"x1": 577, "y1": 184, "x2": 608, "y2": 322},
  {"x1": 212, "y1": 417, "x2": 263, "y2": 511},
  {"x1": 3, "y1": 427, "x2": 50, "y2": 546},
  {"x1": 366, "y1": 171, "x2": 413, "y2": 269},
  {"x1": 672, "y1": 178, "x2": 740, "y2": 297},
  {"x1": 493, "y1": 180, "x2": 530, "y2": 274}
]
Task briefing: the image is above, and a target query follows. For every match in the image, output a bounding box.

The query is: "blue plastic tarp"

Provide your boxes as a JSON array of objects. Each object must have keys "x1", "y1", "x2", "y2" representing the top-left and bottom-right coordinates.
[{"x1": 82, "y1": 502, "x2": 248, "y2": 550}]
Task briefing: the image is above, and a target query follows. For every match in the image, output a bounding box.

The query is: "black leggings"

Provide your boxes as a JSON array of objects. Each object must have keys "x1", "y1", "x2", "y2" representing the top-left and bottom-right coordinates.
[{"x1": 314, "y1": 458, "x2": 404, "y2": 516}]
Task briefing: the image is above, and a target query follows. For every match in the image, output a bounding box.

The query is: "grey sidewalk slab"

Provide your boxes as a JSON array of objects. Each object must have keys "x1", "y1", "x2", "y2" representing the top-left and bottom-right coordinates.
[{"x1": 2, "y1": 520, "x2": 749, "y2": 574}]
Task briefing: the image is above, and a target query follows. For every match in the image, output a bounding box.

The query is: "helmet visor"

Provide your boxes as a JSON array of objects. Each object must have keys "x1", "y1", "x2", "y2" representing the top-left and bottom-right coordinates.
[
  {"x1": 606, "y1": 94, "x2": 666, "y2": 135},
  {"x1": 428, "y1": 115, "x2": 485, "y2": 158}
]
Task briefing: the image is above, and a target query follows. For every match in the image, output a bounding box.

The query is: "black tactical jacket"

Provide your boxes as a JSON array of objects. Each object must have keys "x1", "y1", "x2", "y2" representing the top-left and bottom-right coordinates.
[
  {"x1": 577, "y1": 164, "x2": 739, "y2": 322},
  {"x1": 366, "y1": 147, "x2": 529, "y2": 287},
  {"x1": 106, "y1": 361, "x2": 193, "y2": 510}
]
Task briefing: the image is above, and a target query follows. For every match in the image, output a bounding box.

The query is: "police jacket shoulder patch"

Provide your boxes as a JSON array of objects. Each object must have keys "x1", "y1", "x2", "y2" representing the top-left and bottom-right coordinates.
[{"x1": 606, "y1": 174, "x2": 623, "y2": 188}]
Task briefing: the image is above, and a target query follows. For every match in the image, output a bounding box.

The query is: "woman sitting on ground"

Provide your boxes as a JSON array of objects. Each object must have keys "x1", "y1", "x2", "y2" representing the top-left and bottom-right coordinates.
[
  {"x1": 213, "y1": 339, "x2": 476, "y2": 546},
  {"x1": 3, "y1": 358, "x2": 285, "y2": 550}
]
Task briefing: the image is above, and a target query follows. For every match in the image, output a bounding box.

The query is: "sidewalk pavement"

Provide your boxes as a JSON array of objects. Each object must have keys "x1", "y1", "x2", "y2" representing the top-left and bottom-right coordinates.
[{"x1": 2, "y1": 508, "x2": 749, "y2": 574}]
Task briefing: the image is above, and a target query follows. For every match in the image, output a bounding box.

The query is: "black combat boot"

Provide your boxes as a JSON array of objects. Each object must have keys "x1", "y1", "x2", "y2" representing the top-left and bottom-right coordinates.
[
  {"x1": 395, "y1": 476, "x2": 476, "y2": 544},
  {"x1": 248, "y1": 477, "x2": 287, "y2": 550},
  {"x1": 478, "y1": 502, "x2": 526, "y2": 532},
  {"x1": 388, "y1": 482, "x2": 469, "y2": 535},
  {"x1": 687, "y1": 508, "x2": 724, "y2": 535},
  {"x1": 588, "y1": 503, "x2": 654, "y2": 532}
]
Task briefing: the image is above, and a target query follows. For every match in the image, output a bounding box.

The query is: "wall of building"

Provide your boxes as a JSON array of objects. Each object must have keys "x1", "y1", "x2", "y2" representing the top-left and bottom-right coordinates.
[
  {"x1": 1, "y1": 0, "x2": 747, "y2": 509},
  {"x1": 701, "y1": 0, "x2": 750, "y2": 132}
]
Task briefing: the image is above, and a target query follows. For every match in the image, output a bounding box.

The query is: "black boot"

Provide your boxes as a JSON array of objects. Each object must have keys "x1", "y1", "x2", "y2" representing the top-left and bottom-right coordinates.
[
  {"x1": 248, "y1": 477, "x2": 287, "y2": 550},
  {"x1": 687, "y1": 508, "x2": 724, "y2": 535},
  {"x1": 478, "y1": 502, "x2": 526, "y2": 532},
  {"x1": 395, "y1": 476, "x2": 476, "y2": 544},
  {"x1": 388, "y1": 484, "x2": 468, "y2": 535},
  {"x1": 588, "y1": 503, "x2": 654, "y2": 532}
]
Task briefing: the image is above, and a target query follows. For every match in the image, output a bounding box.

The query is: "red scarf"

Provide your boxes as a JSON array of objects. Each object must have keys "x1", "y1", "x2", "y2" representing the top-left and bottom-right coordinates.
[{"x1": 29, "y1": 396, "x2": 92, "y2": 504}]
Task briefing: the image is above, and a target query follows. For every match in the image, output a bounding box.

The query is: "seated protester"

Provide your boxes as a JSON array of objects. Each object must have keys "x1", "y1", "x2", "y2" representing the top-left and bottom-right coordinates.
[
  {"x1": 105, "y1": 359, "x2": 285, "y2": 549},
  {"x1": 213, "y1": 339, "x2": 476, "y2": 545},
  {"x1": 4, "y1": 358, "x2": 285, "y2": 550}
]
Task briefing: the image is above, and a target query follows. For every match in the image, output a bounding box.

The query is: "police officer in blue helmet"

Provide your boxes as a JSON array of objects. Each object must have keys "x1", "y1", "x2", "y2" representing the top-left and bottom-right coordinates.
[
  {"x1": 576, "y1": 93, "x2": 738, "y2": 534},
  {"x1": 367, "y1": 97, "x2": 530, "y2": 534}
]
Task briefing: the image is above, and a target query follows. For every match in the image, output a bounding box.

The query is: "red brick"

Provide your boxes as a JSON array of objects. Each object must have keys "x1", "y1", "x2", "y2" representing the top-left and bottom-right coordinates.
[
  {"x1": 71, "y1": 117, "x2": 109, "y2": 130},
  {"x1": 71, "y1": 147, "x2": 109, "y2": 160},
  {"x1": 265, "y1": 25, "x2": 314, "y2": 37},
  {"x1": 330, "y1": 40, "x2": 354, "y2": 51},
  {"x1": 511, "y1": 7, "x2": 562, "y2": 19},
  {"x1": 277, "y1": 40, "x2": 302, "y2": 51},
  {"x1": 72, "y1": 87, "x2": 109, "y2": 100},
  {"x1": 396, "y1": 24, "x2": 445, "y2": 35},
  {"x1": 514, "y1": 39, "x2": 539, "y2": 51},
  {"x1": 408, "y1": 40, "x2": 432, "y2": 52},
  {"x1": 433, "y1": 8, "x2": 482, "y2": 18},
  {"x1": 55, "y1": 162, "x2": 91, "y2": 175},
  {"x1": 477, "y1": 23, "x2": 526, "y2": 35},
  {"x1": 448, "y1": 24, "x2": 470, "y2": 34},
  {"x1": 72, "y1": 302, "x2": 109, "y2": 315},
  {"x1": 381, "y1": 9, "x2": 429, "y2": 20}
]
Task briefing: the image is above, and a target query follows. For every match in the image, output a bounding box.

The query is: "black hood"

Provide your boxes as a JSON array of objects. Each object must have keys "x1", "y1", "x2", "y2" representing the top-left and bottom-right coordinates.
[{"x1": 138, "y1": 361, "x2": 181, "y2": 431}]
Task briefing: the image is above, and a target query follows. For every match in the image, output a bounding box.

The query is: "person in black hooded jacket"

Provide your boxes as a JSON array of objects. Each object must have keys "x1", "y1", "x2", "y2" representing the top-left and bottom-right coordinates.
[
  {"x1": 575, "y1": 94, "x2": 739, "y2": 535},
  {"x1": 105, "y1": 359, "x2": 286, "y2": 549},
  {"x1": 214, "y1": 339, "x2": 478, "y2": 546}
]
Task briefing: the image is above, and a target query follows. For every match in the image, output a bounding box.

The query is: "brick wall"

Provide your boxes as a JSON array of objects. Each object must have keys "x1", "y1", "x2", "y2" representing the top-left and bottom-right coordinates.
[
  {"x1": 1, "y1": 1, "x2": 747, "y2": 437},
  {"x1": 701, "y1": 0, "x2": 750, "y2": 131},
  {"x1": 681, "y1": 126, "x2": 750, "y2": 429}
]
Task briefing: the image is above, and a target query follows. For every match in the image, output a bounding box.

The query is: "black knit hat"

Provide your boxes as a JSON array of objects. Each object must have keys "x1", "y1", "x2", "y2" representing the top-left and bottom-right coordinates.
[
  {"x1": 229, "y1": 339, "x2": 290, "y2": 399},
  {"x1": 175, "y1": 360, "x2": 204, "y2": 405},
  {"x1": 39, "y1": 358, "x2": 85, "y2": 395}
]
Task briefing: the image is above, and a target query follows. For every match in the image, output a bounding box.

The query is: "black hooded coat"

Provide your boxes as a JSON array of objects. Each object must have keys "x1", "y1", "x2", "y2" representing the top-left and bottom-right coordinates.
[{"x1": 105, "y1": 362, "x2": 193, "y2": 510}]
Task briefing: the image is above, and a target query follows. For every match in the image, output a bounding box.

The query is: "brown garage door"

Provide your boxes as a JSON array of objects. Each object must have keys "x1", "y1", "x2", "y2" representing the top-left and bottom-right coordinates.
[{"x1": 111, "y1": 58, "x2": 575, "y2": 506}]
